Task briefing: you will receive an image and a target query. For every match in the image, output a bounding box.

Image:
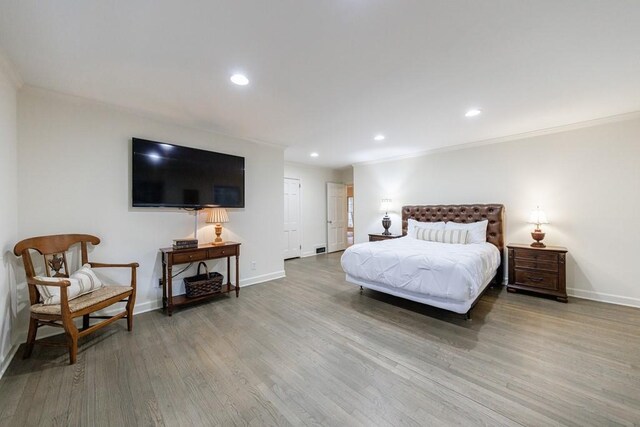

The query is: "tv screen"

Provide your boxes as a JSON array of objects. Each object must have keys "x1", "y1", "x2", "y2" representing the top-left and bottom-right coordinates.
[{"x1": 132, "y1": 138, "x2": 245, "y2": 208}]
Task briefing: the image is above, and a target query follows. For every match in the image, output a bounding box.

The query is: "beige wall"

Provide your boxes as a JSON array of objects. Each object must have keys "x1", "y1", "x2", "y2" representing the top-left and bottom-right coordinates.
[
  {"x1": 0, "y1": 59, "x2": 18, "y2": 374},
  {"x1": 284, "y1": 162, "x2": 346, "y2": 257},
  {"x1": 15, "y1": 87, "x2": 286, "y2": 337},
  {"x1": 354, "y1": 116, "x2": 640, "y2": 307}
]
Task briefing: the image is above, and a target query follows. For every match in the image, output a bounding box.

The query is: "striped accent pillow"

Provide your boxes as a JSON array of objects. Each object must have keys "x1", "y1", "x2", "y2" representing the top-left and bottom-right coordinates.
[
  {"x1": 414, "y1": 228, "x2": 469, "y2": 244},
  {"x1": 72, "y1": 264, "x2": 104, "y2": 294},
  {"x1": 35, "y1": 264, "x2": 104, "y2": 305}
]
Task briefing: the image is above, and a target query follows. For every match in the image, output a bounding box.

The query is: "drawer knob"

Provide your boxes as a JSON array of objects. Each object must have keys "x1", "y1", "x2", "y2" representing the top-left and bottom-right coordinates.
[{"x1": 221, "y1": 250, "x2": 225, "y2": 254}]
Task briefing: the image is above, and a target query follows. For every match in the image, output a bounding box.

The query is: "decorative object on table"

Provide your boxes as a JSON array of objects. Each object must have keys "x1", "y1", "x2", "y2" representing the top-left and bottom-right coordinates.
[
  {"x1": 207, "y1": 208, "x2": 229, "y2": 246},
  {"x1": 380, "y1": 199, "x2": 392, "y2": 235},
  {"x1": 528, "y1": 206, "x2": 549, "y2": 247},
  {"x1": 183, "y1": 262, "x2": 224, "y2": 298},
  {"x1": 172, "y1": 238, "x2": 198, "y2": 250}
]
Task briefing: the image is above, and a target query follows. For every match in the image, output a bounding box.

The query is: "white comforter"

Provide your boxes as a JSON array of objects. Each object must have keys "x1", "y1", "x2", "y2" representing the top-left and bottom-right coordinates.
[{"x1": 341, "y1": 237, "x2": 500, "y2": 302}]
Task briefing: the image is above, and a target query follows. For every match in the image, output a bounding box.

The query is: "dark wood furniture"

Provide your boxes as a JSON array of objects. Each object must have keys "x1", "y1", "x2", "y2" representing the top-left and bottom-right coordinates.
[
  {"x1": 368, "y1": 233, "x2": 402, "y2": 242},
  {"x1": 507, "y1": 243, "x2": 568, "y2": 302},
  {"x1": 161, "y1": 242, "x2": 240, "y2": 316},
  {"x1": 13, "y1": 234, "x2": 138, "y2": 364}
]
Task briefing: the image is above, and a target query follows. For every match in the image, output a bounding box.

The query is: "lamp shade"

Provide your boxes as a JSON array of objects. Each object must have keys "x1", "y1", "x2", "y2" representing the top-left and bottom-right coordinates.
[
  {"x1": 528, "y1": 207, "x2": 549, "y2": 225},
  {"x1": 380, "y1": 199, "x2": 392, "y2": 212},
  {"x1": 206, "y1": 208, "x2": 229, "y2": 224}
]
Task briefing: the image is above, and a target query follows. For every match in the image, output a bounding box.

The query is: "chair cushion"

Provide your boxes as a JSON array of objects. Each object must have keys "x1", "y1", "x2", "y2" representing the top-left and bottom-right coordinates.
[
  {"x1": 30, "y1": 286, "x2": 132, "y2": 315},
  {"x1": 35, "y1": 264, "x2": 104, "y2": 305}
]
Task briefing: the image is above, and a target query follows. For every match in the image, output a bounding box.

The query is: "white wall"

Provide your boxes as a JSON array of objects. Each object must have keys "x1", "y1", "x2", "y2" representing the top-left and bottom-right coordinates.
[
  {"x1": 284, "y1": 162, "x2": 345, "y2": 257},
  {"x1": 338, "y1": 166, "x2": 354, "y2": 185},
  {"x1": 354, "y1": 116, "x2": 640, "y2": 307},
  {"x1": 15, "y1": 87, "x2": 285, "y2": 336},
  {"x1": 0, "y1": 56, "x2": 19, "y2": 375}
]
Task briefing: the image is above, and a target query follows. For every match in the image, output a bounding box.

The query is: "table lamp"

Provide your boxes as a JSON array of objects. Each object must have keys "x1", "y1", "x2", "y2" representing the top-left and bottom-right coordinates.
[
  {"x1": 528, "y1": 206, "x2": 549, "y2": 248},
  {"x1": 380, "y1": 199, "x2": 392, "y2": 235},
  {"x1": 207, "y1": 208, "x2": 229, "y2": 246}
]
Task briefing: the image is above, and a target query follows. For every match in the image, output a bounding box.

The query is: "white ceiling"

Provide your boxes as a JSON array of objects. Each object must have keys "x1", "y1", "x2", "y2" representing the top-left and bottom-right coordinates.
[{"x1": 1, "y1": 1, "x2": 640, "y2": 168}]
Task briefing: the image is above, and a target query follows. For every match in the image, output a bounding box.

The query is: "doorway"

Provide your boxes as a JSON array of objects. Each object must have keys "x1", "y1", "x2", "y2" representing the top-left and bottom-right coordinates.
[
  {"x1": 284, "y1": 177, "x2": 301, "y2": 259},
  {"x1": 326, "y1": 182, "x2": 347, "y2": 253},
  {"x1": 347, "y1": 184, "x2": 354, "y2": 246}
]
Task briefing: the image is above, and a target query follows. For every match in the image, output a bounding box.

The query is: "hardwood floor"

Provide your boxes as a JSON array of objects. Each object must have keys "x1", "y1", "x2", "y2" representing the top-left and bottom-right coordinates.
[{"x1": 2, "y1": 251, "x2": 640, "y2": 426}]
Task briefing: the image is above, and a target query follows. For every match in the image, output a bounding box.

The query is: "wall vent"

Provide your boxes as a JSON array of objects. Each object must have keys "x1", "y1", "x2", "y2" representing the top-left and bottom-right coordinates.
[{"x1": 316, "y1": 247, "x2": 326, "y2": 254}]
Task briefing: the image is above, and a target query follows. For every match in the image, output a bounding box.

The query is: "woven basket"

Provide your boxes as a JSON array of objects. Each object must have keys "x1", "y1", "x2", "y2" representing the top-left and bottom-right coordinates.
[{"x1": 184, "y1": 262, "x2": 224, "y2": 298}]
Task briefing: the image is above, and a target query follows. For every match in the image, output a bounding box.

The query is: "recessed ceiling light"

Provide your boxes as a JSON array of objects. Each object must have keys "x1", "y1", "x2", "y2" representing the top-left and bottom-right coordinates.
[
  {"x1": 230, "y1": 74, "x2": 249, "y2": 86},
  {"x1": 374, "y1": 134, "x2": 385, "y2": 141},
  {"x1": 310, "y1": 152, "x2": 319, "y2": 158},
  {"x1": 465, "y1": 109, "x2": 482, "y2": 117}
]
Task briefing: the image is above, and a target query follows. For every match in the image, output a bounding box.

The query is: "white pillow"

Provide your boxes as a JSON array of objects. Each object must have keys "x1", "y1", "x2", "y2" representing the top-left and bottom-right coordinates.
[
  {"x1": 445, "y1": 220, "x2": 488, "y2": 244},
  {"x1": 72, "y1": 264, "x2": 104, "y2": 292},
  {"x1": 407, "y1": 219, "x2": 446, "y2": 237},
  {"x1": 35, "y1": 264, "x2": 104, "y2": 305},
  {"x1": 415, "y1": 228, "x2": 469, "y2": 244}
]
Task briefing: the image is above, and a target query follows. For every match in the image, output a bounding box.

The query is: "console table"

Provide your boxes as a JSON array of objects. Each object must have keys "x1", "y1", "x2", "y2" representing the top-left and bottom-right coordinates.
[{"x1": 160, "y1": 242, "x2": 240, "y2": 316}]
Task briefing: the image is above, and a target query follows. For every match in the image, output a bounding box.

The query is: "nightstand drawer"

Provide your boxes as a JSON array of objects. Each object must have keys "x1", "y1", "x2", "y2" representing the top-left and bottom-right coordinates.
[
  {"x1": 514, "y1": 258, "x2": 558, "y2": 272},
  {"x1": 368, "y1": 234, "x2": 402, "y2": 242},
  {"x1": 172, "y1": 250, "x2": 208, "y2": 264},
  {"x1": 514, "y1": 249, "x2": 558, "y2": 263},
  {"x1": 515, "y1": 270, "x2": 558, "y2": 290}
]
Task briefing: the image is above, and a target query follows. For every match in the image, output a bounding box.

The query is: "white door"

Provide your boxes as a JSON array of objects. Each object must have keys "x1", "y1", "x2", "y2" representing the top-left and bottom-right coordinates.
[
  {"x1": 284, "y1": 178, "x2": 301, "y2": 259},
  {"x1": 327, "y1": 182, "x2": 347, "y2": 253}
]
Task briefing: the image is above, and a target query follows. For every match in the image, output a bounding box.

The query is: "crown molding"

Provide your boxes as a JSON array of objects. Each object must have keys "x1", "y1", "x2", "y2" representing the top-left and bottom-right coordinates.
[
  {"x1": 353, "y1": 110, "x2": 640, "y2": 167},
  {"x1": 0, "y1": 47, "x2": 23, "y2": 89}
]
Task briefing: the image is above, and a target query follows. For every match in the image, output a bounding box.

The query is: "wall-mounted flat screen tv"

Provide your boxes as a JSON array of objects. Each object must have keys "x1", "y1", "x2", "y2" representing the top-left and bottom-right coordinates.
[{"x1": 132, "y1": 138, "x2": 245, "y2": 208}]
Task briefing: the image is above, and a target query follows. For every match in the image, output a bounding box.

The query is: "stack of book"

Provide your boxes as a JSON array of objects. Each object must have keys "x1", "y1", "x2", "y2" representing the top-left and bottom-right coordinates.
[{"x1": 173, "y1": 239, "x2": 198, "y2": 250}]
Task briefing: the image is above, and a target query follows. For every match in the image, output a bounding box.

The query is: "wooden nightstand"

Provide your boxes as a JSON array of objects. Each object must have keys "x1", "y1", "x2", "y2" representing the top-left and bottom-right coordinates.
[
  {"x1": 507, "y1": 244, "x2": 568, "y2": 302},
  {"x1": 368, "y1": 233, "x2": 402, "y2": 242}
]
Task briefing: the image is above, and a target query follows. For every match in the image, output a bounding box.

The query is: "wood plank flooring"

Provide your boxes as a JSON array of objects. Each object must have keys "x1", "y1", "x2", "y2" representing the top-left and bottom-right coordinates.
[{"x1": 2, "y1": 251, "x2": 640, "y2": 426}]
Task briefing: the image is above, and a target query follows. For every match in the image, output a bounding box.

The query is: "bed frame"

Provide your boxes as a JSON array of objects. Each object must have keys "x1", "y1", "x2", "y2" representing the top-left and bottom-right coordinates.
[{"x1": 401, "y1": 204, "x2": 505, "y2": 319}]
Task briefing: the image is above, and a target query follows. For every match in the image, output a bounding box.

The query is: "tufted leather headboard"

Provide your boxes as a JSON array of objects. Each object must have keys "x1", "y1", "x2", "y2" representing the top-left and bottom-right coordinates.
[{"x1": 402, "y1": 204, "x2": 506, "y2": 279}]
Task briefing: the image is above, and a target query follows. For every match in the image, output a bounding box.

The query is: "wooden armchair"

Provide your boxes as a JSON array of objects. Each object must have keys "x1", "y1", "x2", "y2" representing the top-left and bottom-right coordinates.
[{"x1": 13, "y1": 234, "x2": 138, "y2": 364}]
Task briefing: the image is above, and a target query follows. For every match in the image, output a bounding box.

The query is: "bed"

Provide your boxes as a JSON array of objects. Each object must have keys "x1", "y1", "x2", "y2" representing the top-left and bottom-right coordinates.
[{"x1": 341, "y1": 204, "x2": 505, "y2": 319}]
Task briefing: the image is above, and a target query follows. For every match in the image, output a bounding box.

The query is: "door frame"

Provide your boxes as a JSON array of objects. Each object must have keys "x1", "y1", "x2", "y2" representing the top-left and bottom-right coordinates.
[
  {"x1": 326, "y1": 182, "x2": 348, "y2": 253},
  {"x1": 284, "y1": 177, "x2": 302, "y2": 260}
]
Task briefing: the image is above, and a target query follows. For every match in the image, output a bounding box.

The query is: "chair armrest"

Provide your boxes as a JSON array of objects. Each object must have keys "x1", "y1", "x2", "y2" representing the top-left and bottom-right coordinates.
[
  {"x1": 28, "y1": 277, "x2": 71, "y2": 287},
  {"x1": 88, "y1": 262, "x2": 138, "y2": 289},
  {"x1": 89, "y1": 262, "x2": 140, "y2": 269}
]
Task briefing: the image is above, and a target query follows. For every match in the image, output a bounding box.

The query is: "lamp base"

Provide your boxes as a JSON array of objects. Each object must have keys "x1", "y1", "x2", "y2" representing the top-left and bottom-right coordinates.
[
  {"x1": 212, "y1": 223, "x2": 224, "y2": 246},
  {"x1": 531, "y1": 229, "x2": 546, "y2": 248},
  {"x1": 382, "y1": 215, "x2": 391, "y2": 235}
]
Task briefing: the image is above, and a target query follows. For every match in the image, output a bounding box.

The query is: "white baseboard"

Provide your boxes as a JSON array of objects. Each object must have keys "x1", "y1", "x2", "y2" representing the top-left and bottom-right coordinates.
[
  {"x1": 302, "y1": 251, "x2": 318, "y2": 258},
  {"x1": 240, "y1": 270, "x2": 285, "y2": 287},
  {"x1": 0, "y1": 344, "x2": 19, "y2": 379},
  {"x1": 567, "y1": 287, "x2": 640, "y2": 308}
]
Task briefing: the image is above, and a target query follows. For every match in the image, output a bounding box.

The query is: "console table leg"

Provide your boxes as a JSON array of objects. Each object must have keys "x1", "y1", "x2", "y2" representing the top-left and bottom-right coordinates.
[
  {"x1": 161, "y1": 256, "x2": 167, "y2": 310},
  {"x1": 168, "y1": 264, "x2": 173, "y2": 315},
  {"x1": 236, "y1": 255, "x2": 240, "y2": 297}
]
